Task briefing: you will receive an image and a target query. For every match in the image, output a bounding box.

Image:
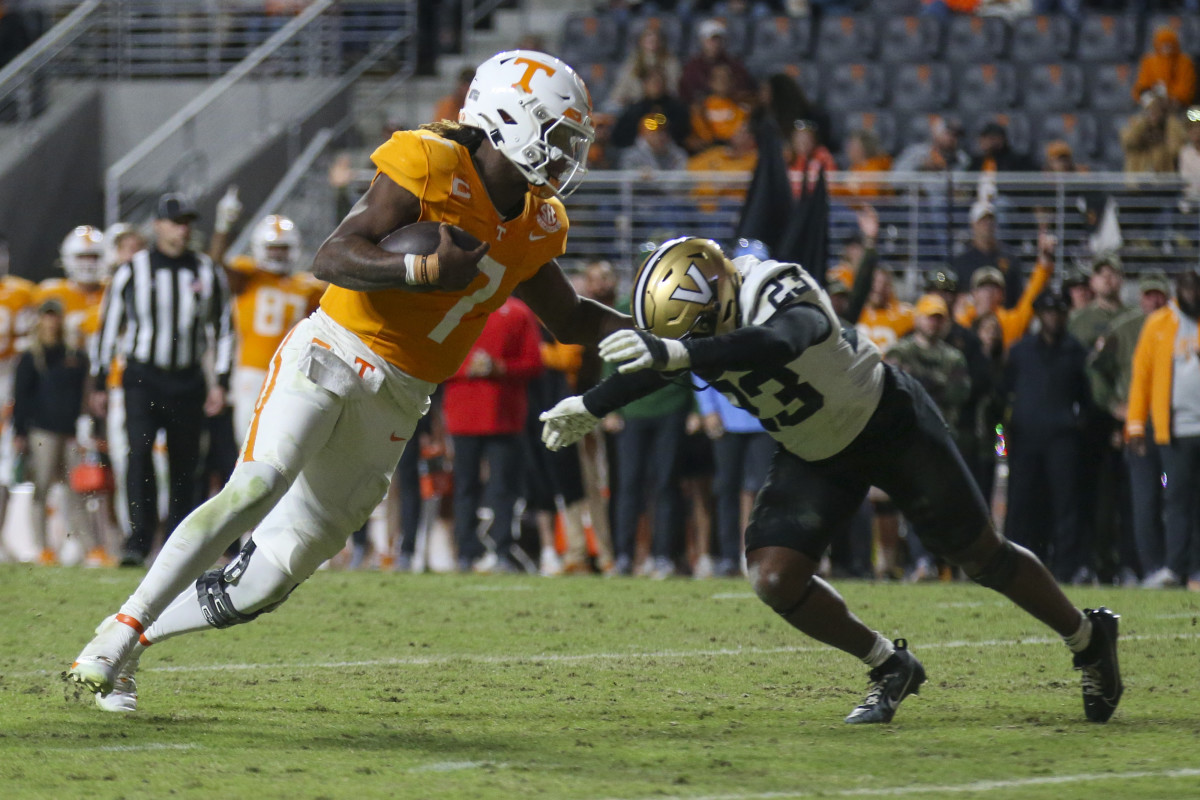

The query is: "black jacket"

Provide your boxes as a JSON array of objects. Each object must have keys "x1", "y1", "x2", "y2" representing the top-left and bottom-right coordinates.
[{"x1": 13, "y1": 344, "x2": 89, "y2": 436}]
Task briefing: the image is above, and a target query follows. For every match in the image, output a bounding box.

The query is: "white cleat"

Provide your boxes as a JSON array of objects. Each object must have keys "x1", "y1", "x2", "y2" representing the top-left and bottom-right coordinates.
[
  {"x1": 95, "y1": 642, "x2": 144, "y2": 712},
  {"x1": 66, "y1": 614, "x2": 142, "y2": 696}
]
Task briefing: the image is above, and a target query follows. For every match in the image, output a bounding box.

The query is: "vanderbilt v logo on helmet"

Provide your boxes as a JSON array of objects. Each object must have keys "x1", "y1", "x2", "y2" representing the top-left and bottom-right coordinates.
[{"x1": 632, "y1": 237, "x2": 741, "y2": 339}]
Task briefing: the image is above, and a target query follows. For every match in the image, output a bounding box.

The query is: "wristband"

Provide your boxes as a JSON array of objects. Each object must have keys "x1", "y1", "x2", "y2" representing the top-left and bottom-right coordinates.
[{"x1": 403, "y1": 253, "x2": 440, "y2": 285}]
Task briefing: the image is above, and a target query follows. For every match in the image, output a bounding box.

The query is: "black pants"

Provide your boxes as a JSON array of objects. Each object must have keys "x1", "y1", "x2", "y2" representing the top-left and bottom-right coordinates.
[
  {"x1": 122, "y1": 364, "x2": 207, "y2": 558},
  {"x1": 451, "y1": 434, "x2": 522, "y2": 563},
  {"x1": 614, "y1": 411, "x2": 688, "y2": 561},
  {"x1": 1004, "y1": 431, "x2": 1086, "y2": 581}
]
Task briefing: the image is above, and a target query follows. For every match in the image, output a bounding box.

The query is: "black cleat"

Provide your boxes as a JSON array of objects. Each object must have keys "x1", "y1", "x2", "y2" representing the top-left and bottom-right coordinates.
[
  {"x1": 1073, "y1": 607, "x2": 1123, "y2": 723},
  {"x1": 844, "y1": 639, "x2": 927, "y2": 724}
]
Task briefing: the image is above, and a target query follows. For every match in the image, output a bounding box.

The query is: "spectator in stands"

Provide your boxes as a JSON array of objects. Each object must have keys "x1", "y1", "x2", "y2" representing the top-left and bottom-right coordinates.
[
  {"x1": 587, "y1": 112, "x2": 618, "y2": 170},
  {"x1": 431, "y1": 67, "x2": 475, "y2": 124},
  {"x1": 1133, "y1": 26, "x2": 1196, "y2": 111},
  {"x1": 13, "y1": 300, "x2": 91, "y2": 566},
  {"x1": 951, "y1": 200, "x2": 1025, "y2": 310},
  {"x1": 607, "y1": 25, "x2": 683, "y2": 111},
  {"x1": 957, "y1": 232, "x2": 1054, "y2": 350},
  {"x1": 1121, "y1": 87, "x2": 1186, "y2": 174},
  {"x1": 758, "y1": 73, "x2": 832, "y2": 156},
  {"x1": 857, "y1": 269, "x2": 913, "y2": 355},
  {"x1": 893, "y1": 116, "x2": 970, "y2": 174},
  {"x1": 970, "y1": 120, "x2": 1038, "y2": 173},
  {"x1": 1044, "y1": 140, "x2": 1084, "y2": 174},
  {"x1": 688, "y1": 63, "x2": 751, "y2": 152},
  {"x1": 621, "y1": 112, "x2": 689, "y2": 173},
  {"x1": 0, "y1": 0, "x2": 31, "y2": 70},
  {"x1": 613, "y1": 67, "x2": 692, "y2": 150},
  {"x1": 1063, "y1": 265, "x2": 1094, "y2": 312},
  {"x1": 921, "y1": 0, "x2": 980, "y2": 17},
  {"x1": 678, "y1": 19, "x2": 755, "y2": 106},
  {"x1": 1127, "y1": 268, "x2": 1200, "y2": 591},
  {"x1": 688, "y1": 121, "x2": 758, "y2": 213},
  {"x1": 788, "y1": 120, "x2": 836, "y2": 194},
  {"x1": 1004, "y1": 289, "x2": 1093, "y2": 583},
  {"x1": 833, "y1": 130, "x2": 893, "y2": 200},
  {"x1": 1179, "y1": 107, "x2": 1200, "y2": 208},
  {"x1": 1090, "y1": 271, "x2": 1172, "y2": 585},
  {"x1": 442, "y1": 296, "x2": 544, "y2": 573}
]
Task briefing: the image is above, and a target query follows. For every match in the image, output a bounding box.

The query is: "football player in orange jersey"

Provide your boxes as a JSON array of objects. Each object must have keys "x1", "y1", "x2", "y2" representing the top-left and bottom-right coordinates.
[
  {"x1": 227, "y1": 214, "x2": 324, "y2": 444},
  {"x1": 0, "y1": 234, "x2": 37, "y2": 562},
  {"x1": 37, "y1": 227, "x2": 109, "y2": 352},
  {"x1": 68, "y1": 50, "x2": 632, "y2": 712}
]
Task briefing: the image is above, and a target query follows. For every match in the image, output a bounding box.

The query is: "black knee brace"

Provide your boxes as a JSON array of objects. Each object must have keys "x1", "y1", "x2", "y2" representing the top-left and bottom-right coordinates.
[
  {"x1": 774, "y1": 577, "x2": 817, "y2": 620},
  {"x1": 968, "y1": 539, "x2": 1021, "y2": 590},
  {"x1": 195, "y1": 540, "x2": 285, "y2": 629}
]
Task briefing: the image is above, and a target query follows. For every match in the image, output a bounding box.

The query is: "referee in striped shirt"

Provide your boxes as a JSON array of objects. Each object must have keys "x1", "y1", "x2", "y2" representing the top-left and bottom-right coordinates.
[{"x1": 91, "y1": 193, "x2": 235, "y2": 566}]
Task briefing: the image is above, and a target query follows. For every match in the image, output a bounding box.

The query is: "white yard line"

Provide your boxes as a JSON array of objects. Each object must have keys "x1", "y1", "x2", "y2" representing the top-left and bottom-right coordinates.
[
  {"x1": 43, "y1": 742, "x2": 199, "y2": 753},
  {"x1": 14, "y1": 631, "x2": 1199, "y2": 679},
  {"x1": 609, "y1": 768, "x2": 1200, "y2": 800}
]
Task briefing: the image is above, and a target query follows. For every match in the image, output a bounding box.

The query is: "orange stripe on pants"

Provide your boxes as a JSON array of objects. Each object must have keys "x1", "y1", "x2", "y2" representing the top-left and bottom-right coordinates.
[{"x1": 240, "y1": 326, "x2": 297, "y2": 463}]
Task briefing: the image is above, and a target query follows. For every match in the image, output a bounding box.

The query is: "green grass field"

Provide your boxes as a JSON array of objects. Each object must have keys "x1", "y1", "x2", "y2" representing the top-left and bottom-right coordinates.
[{"x1": 2, "y1": 565, "x2": 1198, "y2": 800}]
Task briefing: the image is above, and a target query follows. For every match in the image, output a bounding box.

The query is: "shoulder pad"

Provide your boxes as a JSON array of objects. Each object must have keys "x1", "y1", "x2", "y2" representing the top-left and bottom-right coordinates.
[{"x1": 738, "y1": 259, "x2": 821, "y2": 327}]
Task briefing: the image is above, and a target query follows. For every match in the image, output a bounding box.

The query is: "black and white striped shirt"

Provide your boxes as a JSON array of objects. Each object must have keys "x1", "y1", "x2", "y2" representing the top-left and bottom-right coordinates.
[{"x1": 92, "y1": 247, "x2": 235, "y2": 389}]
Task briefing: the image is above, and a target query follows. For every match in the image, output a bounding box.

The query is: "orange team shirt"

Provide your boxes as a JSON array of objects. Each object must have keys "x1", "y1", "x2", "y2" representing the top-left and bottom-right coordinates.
[
  {"x1": 230, "y1": 256, "x2": 325, "y2": 370},
  {"x1": 35, "y1": 278, "x2": 104, "y2": 350},
  {"x1": 320, "y1": 129, "x2": 570, "y2": 384},
  {"x1": 0, "y1": 276, "x2": 37, "y2": 360},
  {"x1": 857, "y1": 301, "x2": 915, "y2": 353}
]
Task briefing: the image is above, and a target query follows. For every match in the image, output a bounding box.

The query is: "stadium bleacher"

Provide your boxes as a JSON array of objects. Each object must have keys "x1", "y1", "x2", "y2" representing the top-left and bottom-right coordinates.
[{"x1": 561, "y1": 9, "x2": 1177, "y2": 171}]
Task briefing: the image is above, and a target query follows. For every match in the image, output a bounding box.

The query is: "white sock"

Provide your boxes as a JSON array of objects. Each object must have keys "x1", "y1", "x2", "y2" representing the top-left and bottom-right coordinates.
[
  {"x1": 1064, "y1": 612, "x2": 1093, "y2": 654},
  {"x1": 863, "y1": 633, "x2": 896, "y2": 668}
]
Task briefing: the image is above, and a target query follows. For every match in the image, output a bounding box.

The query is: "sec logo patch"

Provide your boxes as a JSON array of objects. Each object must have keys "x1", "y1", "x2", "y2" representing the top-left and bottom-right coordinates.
[{"x1": 536, "y1": 204, "x2": 560, "y2": 233}]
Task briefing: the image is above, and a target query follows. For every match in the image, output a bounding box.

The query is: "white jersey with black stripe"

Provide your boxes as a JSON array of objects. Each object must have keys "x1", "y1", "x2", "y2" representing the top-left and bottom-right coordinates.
[{"x1": 705, "y1": 256, "x2": 884, "y2": 461}]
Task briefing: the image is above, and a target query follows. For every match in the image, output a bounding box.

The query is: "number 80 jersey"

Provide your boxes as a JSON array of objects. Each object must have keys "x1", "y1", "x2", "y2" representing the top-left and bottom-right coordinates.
[{"x1": 708, "y1": 257, "x2": 885, "y2": 462}]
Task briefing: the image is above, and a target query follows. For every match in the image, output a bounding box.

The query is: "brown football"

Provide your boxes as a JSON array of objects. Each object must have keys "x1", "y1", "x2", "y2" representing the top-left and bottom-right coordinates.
[{"x1": 377, "y1": 221, "x2": 482, "y2": 255}]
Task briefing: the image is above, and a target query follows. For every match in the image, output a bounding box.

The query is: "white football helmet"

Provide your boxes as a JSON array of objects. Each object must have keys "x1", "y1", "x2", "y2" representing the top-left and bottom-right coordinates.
[
  {"x1": 459, "y1": 50, "x2": 595, "y2": 199},
  {"x1": 60, "y1": 225, "x2": 106, "y2": 285},
  {"x1": 250, "y1": 215, "x2": 301, "y2": 274}
]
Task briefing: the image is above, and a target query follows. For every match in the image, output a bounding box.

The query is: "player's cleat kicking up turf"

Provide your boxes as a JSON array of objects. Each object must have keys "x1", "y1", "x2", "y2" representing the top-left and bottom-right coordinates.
[
  {"x1": 1074, "y1": 607, "x2": 1123, "y2": 723},
  {"x1": 844, "y1": 639, "x2": 926, "y2": 724},
  {"x1": 65, "y1": 614, "x2": 143, "y2": 697},
  {"x1": 94, "y1": 642, "x2": 145, "y2": 713}
]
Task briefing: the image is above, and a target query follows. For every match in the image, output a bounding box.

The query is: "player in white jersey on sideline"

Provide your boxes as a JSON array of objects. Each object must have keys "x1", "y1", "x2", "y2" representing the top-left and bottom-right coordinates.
[{"x1": 541, "y1": 237, "x2": 1124, "y2": 725}]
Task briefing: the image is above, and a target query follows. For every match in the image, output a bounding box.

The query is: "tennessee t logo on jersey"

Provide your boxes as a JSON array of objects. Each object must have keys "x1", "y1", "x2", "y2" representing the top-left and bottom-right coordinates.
[{"x1": 511, "y1": 57, "x2": 556, "y2": 93}]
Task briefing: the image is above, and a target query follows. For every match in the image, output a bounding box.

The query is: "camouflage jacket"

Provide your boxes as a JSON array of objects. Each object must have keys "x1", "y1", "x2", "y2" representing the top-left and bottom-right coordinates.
[{"x1": 886, "y1": 335, "x2": 971, "y2": 429}]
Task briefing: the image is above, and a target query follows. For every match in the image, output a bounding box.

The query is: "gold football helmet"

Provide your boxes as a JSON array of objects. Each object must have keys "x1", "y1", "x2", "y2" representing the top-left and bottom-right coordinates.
[{"x1": 631, "y1": 237, "x2": 741, "y2": 339}]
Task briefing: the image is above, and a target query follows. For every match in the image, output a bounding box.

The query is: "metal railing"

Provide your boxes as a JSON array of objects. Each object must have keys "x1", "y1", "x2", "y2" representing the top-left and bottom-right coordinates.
[
  {"x1": 0, "y1": 0, "x2": 101, "y2": 125},
  {"x1": 321, "y1": 167, "x2": 1197, "y2": 283},
  {"x1": 104, "y1": 0, "x2": 416, "y2": 227}
]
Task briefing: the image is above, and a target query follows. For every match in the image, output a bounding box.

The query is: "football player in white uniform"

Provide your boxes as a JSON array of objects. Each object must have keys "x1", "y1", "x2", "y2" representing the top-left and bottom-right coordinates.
[{"x1": 542, "y1": 238, "x2": 1124, "y2": 725}]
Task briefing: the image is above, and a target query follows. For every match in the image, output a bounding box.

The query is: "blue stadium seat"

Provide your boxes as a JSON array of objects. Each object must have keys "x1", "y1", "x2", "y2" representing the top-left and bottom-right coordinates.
[
  {"x1": 1076, "y1": 14, "x2": 1142, "y2": 62},
  {"x1": 780, "y1": 63, "x2": 824, "y2": 106},
  {"x1": 891, "y1": 63, "x2": 953, "y2": 111},
  {"x1": 1023, "y1": 63, "x2": 1086, "y2": 111},
  {"x1": 627, "y1": 15, "x2": 685, "y2": 57},
  {"x1": 816, "y1": 15, "x2": 880, "y2": 63},
  {"x1": 966, "y1": 112, "x2": 1034, "y2": 157},
  {"x1": 1088, "y1": 63, "x2": 1138, "y2": 112},
  {"x1": 870, "y1": 0, "x2": 923, "y2": 13},
  {"x1": 689, "y1": 15, "x2": 754, "y2": 59},
  {"x1": 577, "y1": 62, "x2": 614, "y2": 111},
  {"x1": 745, "y1": 16, "x2": 813, "y2": 78},
  {"x1": 943, "y1": 15, "x2": 1009, "y2": 63},
  {"x1": 1010, "y1": 15, "x2": 1074, "y2": 63},
  {"x1": 877, "y1": 16, "x2": 943, "y2": 63},
  {"x1": 837, "y1": 110, "x2": 899, "y2": 155},
  {"x1": 1146, "y1": 14, "x2": 1200, "y2": 59},
  {"x1": 899, "y1": 113, "x2": 962, "y2": 151},
  {"x1": 822, "y1": 62, "x2": 888, "y2": 110},
  {"x1": 1098, "y1": 112, "x2": 1135, "y2": 169},
  {"x1": 1038, "y1": 112, "x2": 1101, "y2": 160},
  {"x1": 560, "y1": 15, "x2": 621, "y2": 65},
  {"x1": 955, "y1": 63, "x2": 1019, "y2": 113}
]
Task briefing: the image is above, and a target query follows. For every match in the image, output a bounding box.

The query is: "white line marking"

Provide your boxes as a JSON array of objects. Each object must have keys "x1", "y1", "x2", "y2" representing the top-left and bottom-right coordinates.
[
  {"x1": 711, "y1": 592, "x2": 756, "y2": 600},
  {"x1": 43, "y1": 743, "x2": 199, "y2": 753},
  {"x1": 16, "y1": 631, "x2": 1200, "y2": 679},
  {"x1": 608, "y1": 768, "x2": 1200, "y2": 800},
  {"x1": 1154, "y1": 612, "x2": 1200, "y2": 619},
  {"x1": 467, "y1": 584, "x2": 533, "y2": 592}
]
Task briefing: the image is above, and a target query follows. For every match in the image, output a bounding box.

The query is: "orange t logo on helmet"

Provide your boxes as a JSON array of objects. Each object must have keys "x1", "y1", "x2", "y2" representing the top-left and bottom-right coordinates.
[{"x1": 511, "y1": 57, "x2": 556, "y2": 93}]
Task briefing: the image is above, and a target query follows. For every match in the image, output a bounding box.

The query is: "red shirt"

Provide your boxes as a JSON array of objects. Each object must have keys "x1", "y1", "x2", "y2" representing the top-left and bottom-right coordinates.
[{"x1": 442, "y1": 297, "x2": 544, "y2": 436}]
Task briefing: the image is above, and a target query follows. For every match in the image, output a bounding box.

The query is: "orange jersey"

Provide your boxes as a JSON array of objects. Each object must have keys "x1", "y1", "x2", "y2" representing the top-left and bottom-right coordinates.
[
  {"x1": 0, "y1": 276, "x2": 37, "y2": 359},
  {"x1": 230, "y1": 256, "x2": 325, "y2": 370},
  {"x1": 857, "y1": 301, "x2": 915, "y2": 353},
  {"x1": 320, "y1": 129, "x2": 569, "y2": 383},
  {"x1": 35, "y1": 278, "x2": 103, "y2": 350}
]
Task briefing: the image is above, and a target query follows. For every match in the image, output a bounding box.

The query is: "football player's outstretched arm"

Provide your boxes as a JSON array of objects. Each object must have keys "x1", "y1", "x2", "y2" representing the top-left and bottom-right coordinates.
[
  {"x1": 515, "y1": 260, "x2": 631, "y2": 346},
  {"x1": 312, "y1": 174, "x2": 487, "y2": 292}
]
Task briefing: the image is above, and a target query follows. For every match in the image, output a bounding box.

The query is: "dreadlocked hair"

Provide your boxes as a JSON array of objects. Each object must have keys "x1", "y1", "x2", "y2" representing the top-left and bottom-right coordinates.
[{"x1": 419, "y1": 121, "x2": 486, "y2": 154}]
